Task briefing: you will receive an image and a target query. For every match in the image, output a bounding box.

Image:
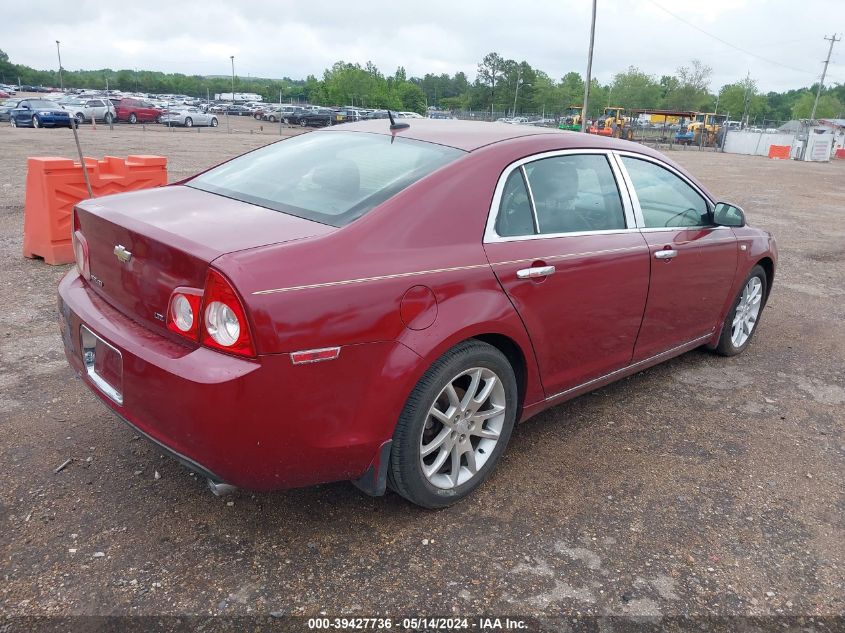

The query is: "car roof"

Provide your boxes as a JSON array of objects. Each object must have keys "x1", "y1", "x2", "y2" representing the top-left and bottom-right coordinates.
[{"x1": 333, "y1": 119, "x2": 622, "y2": 152}]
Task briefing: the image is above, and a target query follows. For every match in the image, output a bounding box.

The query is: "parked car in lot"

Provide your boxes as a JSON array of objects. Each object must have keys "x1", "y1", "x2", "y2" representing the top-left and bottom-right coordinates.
[
  {"x1": 0, "y1": 99, "x2": 21, "y2": 122},
  {"x1": 293, "y1": 107, "x2": 346, "y2": 126},
  {"x1": 160, "y1": 106, "x2": 219, "y2": 128},
  {"x1": 61, "y1": 98, "x2": 116, "y2": 124},
  {"x1": 264, "y1": 105, "x2": 309, "y2": 123},
  {"x1": 10, "y1": 98, "x2": 73, "y2": 128},
  {"x1": 59, "y1": 120, "x2": 776, "y2": 507},
  {"x1": 115, "y1": 98, "x2": 162, "y2": 124}
]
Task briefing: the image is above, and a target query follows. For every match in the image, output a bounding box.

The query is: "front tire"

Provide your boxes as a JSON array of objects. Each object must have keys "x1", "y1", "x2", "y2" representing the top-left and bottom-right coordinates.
[
  {"x1": 32, "y1": 116, "x2": 41, "y2": 128},
  {"x1": 388, "y1": 340, "x2": 518, "y2": 508},
  {"x1": 184, "y1": 117, "x2": 193, "y2": 128},
  {"x1": 715, "y1": 265, "x2": 767, "y2": 356},
  {"x1": 104, "y1": 112, "x2": 114, "y2": 124},
  {"x1": 128, "y1": 113, "x2": 138, "y2": 124}
]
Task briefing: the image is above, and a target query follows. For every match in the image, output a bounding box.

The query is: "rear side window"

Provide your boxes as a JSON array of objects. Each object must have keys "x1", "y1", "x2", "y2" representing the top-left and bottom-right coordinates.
[
  {"x1": 188, "y1": 131, "x2": 465, "y2": 227},
  {"x1": 524, "y1": 154, "x2": 626, "y2": 234},
  {"x1": 496, "y1": 169, "x2": 535, "y2": 237},
  {"x1": 621, "y1": 156, "x2": 709, "y2": 228}
]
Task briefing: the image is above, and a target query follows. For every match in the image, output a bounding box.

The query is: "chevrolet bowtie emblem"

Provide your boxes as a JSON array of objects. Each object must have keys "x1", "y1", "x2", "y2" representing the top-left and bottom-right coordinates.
[{"x1": 114, "y1": 244, "x2": 132, "y2": 263}]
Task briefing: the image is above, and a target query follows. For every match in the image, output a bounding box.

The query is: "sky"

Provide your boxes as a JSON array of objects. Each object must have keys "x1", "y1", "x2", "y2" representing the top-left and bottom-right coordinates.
[{"x1": 3, "y1": 0, "x2": 843, "y2": 93}]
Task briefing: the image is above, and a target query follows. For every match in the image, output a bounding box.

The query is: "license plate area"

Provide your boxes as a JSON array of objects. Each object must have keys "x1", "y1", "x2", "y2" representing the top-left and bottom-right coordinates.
[{"x1": 80, "y1": 325, "x2": 123, "y2": 405}]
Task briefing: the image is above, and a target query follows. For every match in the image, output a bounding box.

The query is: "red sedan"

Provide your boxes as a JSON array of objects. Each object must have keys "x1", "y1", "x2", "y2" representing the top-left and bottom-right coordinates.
[
  {"x1": 58, "y1": 120, "x2": 777, "y2": 507},
  {"x1": 114, "y1": 97, "x2": 162, "y2": 124}
]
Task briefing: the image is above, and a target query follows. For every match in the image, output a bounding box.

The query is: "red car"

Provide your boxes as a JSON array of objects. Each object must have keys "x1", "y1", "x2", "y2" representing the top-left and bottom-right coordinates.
[
  {"x1": 114, "y1": 97, "x2": 162, "y2": 124},
  {"x1": 58, "y1": 121, "x2": 776, "y2": 507}
]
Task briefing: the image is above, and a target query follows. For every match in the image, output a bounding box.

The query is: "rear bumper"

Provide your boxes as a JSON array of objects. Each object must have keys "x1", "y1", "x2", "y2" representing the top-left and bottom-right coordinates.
[{"x1": 58, "y1": 269, "x2": 419, "y2": 491}]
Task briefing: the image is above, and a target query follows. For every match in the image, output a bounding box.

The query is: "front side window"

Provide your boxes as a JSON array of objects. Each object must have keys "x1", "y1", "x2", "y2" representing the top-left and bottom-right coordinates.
[
  {"x1": 620, "y1": 156, "x2": 710, "y2": 228},
  {"x1": 524, "y1": 154, "x2": 626, "y2": 235},
  {"x1": 188, "y1": 131, "x2": 465, "y2": 227}
]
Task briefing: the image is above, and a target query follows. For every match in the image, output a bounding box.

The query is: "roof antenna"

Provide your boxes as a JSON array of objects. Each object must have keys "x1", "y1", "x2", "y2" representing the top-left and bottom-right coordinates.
[{"x1": 388, "y1": 110, "x2": 410, "y2": 131}]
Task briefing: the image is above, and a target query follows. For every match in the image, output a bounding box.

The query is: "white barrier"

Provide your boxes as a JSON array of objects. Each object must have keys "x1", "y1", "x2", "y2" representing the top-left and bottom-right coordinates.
[{"x1": 723, "y1": 131, "x2": 796, "y2": 157}]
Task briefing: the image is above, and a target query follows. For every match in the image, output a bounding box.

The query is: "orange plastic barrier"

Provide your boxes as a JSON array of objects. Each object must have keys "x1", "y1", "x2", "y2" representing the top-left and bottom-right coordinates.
[
  {"x1": 23, "y1": 155, "x2": 167, "y2": 265},
  {"x1": 767, "y1": 145, "x2": 790, "y2": 160}
]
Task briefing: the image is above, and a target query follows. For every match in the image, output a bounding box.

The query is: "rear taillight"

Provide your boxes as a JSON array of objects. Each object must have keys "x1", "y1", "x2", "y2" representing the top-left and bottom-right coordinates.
[
  {"x1": 166, "y1": 288, "x2": 203, "y2": 341},
  {"x1": 71, "y1": 212, "x2": 90, "y2": 280},
  {"x1": 200, "y1": 269, "x2": 256, "y2": 358}
]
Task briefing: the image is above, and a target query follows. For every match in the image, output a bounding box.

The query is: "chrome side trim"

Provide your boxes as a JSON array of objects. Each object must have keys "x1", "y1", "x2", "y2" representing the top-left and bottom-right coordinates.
[
  {"x1": 484, "y1": 148, "x2": 637, "y2": 244},
  {"x1": 252, "y1": 263, "x2": 489, "y2": 296},
  {"x1": 544, "y1": 333, "x2": 713, "y2": 404},
  {"x1": 490, "y1": 244, "x2": 645, "y2": 268}
]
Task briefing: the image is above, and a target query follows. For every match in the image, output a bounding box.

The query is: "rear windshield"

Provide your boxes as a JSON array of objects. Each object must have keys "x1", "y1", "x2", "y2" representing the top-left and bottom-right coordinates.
[{"x1": 187, "y1": 131, "x2": 465, "y2": 227}]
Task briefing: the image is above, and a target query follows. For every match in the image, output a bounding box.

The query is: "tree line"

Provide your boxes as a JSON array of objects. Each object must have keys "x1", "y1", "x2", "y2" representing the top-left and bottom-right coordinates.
[{"x1": 1, "y1": 49, "x2": 842, "y2": 122}]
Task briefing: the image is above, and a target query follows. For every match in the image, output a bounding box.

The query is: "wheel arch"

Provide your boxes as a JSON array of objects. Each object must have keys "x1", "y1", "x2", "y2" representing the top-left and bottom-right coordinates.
[
  {"x1": 755, "y1": 256, "x2": 775, "y2": 304},
  {"x1": 472, "y1": 332, "x2": 529, "y2": 421}
]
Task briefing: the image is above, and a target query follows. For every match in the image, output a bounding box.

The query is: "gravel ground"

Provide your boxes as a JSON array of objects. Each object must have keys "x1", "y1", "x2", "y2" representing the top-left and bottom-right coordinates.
[{"x1": 0, "y1": 120, "x2": 842, "y2": 628}]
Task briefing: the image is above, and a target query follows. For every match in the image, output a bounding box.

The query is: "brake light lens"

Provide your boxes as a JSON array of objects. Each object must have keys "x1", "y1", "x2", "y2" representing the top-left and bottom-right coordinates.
[
  {"x1": 166, "y1": 288, "x2": 202, "y2": 340},
  {"x1": 71, "y1": 229, "x2": 90, "y2": 280},
  {"x1": 200, "y1": 269, "x2": 255, "y2": 357}
]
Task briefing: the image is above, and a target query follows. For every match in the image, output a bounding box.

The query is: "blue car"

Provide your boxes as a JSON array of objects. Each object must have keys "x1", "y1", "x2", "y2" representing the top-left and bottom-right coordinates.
[{"x1": 10, "y1": 98, "x2": 73, "y2": 128}]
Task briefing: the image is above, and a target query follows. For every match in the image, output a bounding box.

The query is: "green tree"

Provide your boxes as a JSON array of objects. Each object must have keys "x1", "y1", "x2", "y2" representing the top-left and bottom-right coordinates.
[
  {"x1": 609, "y1": 66, "x2": 661, "y2": 109},
  {"x1": 791, "y1": 92, "x2": 844, "y2": 119},
  {"x1": 663, "y1": 60, "x2": 712, "y2": 111},
  {"x1": 476, "y1": 52, "x2": 506, "y2": 110},
  {"x1": 718, "y1": 77, "x2": 765, "y2": 121}
]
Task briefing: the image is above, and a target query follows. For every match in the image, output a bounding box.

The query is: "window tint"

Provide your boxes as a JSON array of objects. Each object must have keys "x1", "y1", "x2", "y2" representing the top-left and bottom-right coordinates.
[
  {"x1": 188, "y1": 131, "x2": 465, "y2": 227},
  {"x1": 496, "y1": 169, "x2": 535, "y2": 237},
  {"x1": 523, "y1": 154, "x2": 625, "y2": 234},
  {"x1": 621, "y1": 157, "x2": 710, "y2": 228}
]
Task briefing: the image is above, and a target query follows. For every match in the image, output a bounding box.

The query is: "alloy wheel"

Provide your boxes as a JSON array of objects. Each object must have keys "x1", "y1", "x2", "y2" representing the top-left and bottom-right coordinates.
[
  {"x1": 731, "y1": 276, "x2": 762, "y2": 347},
  {"x1": 420, "y1": 367, "x2": 506, "y2": 489}
]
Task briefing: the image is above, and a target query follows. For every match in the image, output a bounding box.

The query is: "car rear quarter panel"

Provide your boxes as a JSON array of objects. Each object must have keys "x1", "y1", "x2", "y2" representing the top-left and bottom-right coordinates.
[{"x1": 216, "y1": 143, "x2": 553, "y2": 417}]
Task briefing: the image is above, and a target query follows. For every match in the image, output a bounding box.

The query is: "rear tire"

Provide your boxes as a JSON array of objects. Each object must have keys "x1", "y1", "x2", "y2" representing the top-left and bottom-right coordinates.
[
  {"x1": 129, "y1": 113, "x2": 137, "y2": 124},
  {"x1": 10, "y1": 117, "x2": 17, "y2": 128},
  {"x1": 268, "y1": 115, "x2": 276, "y2": 122},
  {"x1": 104, "y1": 112, "x2": 114, "y2": 124},
  {"x1": 300, "y1": 119, "x2": 307, "y2": 127},
  {"x1": 388, "y1": 340, "x2": 518, "y2": 508},
  {"x1": 715, "y1": 265, "x2": 767, "y2": 357},
  {"x1": 210, "y1": 117, "x2": 218, "y2": 127}
]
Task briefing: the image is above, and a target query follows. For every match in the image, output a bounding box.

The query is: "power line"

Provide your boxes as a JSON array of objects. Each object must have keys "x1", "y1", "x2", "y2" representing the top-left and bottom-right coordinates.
[{"x1": 648, "y1": 1, "x2": 817, "y2": 76}]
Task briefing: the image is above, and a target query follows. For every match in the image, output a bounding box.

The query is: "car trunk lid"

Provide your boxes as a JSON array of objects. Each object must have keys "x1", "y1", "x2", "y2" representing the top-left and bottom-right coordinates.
[{"x1": 76, "y1": 185, "x2": 335, "y2": 332}]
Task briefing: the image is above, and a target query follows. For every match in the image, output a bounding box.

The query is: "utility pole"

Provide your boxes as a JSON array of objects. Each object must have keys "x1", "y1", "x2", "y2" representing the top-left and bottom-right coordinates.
[
  {"x1": 811, "y1": 34, "x2": 841, "y2": 122},
  {"x1": 741, "y1": 71, "x2": 751, "y2": 128},
  {"x1": 55, "y1": 41, "x2": 63, "y2": 91},
  {"x1": 228, "y1": 55, "x2": 235, "y2": 134},
  {"x1": 580, "y1": 0, "x2": 597, "y2": 132},
  {"x1": 512, "y1": 68, "x2": 522, "y2": 118}
]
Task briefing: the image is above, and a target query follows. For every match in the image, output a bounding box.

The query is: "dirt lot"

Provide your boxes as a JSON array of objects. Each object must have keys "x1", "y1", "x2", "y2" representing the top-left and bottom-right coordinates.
[{"x1": 0, "y1": 120, "x2": 843, "y2": 628}]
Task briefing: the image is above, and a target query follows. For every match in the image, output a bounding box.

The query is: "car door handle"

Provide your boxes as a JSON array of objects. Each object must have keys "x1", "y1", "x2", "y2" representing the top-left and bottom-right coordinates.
[
  {"x1": 654, "y1": 249, "x2": 678, "y2": 260},
  {"x1": 516, "y1": 265, "x2": 556, "y2": 279}
]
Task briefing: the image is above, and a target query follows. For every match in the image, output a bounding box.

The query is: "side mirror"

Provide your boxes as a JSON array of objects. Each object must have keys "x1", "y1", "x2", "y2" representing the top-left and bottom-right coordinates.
[{"x1": 713, "y1": 201, "x2": 745, "y2": 227}]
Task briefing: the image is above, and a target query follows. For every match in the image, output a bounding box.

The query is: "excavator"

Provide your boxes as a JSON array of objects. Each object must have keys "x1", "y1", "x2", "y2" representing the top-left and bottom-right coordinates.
[{"x1": 558, "y1": 105, "x2": 583, "y2": 132}]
